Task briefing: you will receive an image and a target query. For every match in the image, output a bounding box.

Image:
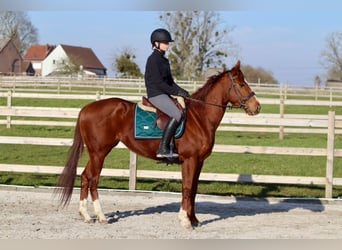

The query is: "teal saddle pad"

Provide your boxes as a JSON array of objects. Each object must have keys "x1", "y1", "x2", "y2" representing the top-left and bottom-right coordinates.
[{"x1": 134, "y1": 104, "x2": 185, "y2": 139}]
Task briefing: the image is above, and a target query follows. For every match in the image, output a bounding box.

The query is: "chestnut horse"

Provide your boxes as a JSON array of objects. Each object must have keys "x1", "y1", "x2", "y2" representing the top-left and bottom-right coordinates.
[{"x1": 56, "y1": 60, "x2": 261, "y2": 229}]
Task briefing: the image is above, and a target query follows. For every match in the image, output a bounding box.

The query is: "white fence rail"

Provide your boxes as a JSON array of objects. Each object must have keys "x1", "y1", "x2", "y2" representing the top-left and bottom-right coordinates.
[
  {"x1": 2, "y1": 75, "x2": 342, "y2": 101},
  {"x1": 2, "y1": 89, "x2": 342, "y2": 107},
  {"x1": 1, "y1": 104, "x2": 342, "y2": 135}
]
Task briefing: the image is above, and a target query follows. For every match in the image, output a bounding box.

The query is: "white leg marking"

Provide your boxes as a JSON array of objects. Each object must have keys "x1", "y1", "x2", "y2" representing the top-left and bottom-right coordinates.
[
  {"x1": 93, "y1": 199, "x2": 107, "y2": 223},
  {"x1": 178, "y1": 208, "x2": 192, "y2": 229},
  {"x1": 79, "y1": 199, "x2": 92, "y2": 223}
]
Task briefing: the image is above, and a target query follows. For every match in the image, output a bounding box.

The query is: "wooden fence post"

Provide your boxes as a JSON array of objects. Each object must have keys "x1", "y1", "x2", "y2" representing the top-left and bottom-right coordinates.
[
  {"x1": 95, "y1": 91, "x2": 101, "y2": 101},
  {"x1": 13, "y1": 75, "x2": 16, "y2": 91},
  {"x1": 283, "y1": 84, "x2": 288, "y2": 99},
  {"x1": 279, "y1": 95, "x2": 284, "y2": 140},
  {"x1": 102, "y1": 77, "x2": 106, "y2": 96},
  {"x1": 6, "y1": 90, "x2": 12, "y2": 128},
  {"x1": 129, "y1": 151, "x2": 137, "y2": 190},
  {"x1": 329, "y1": 88, "x2": 333, "y2": 108},
  {"x1": 325, "y1": 110, "x2": 335, "y2": 198},
  {"x1": 57, "y1": 80, "x2": 61, "y2": 94},
  {"x1": 138, "y1": 81, "x2": 142, "y2": 94}
]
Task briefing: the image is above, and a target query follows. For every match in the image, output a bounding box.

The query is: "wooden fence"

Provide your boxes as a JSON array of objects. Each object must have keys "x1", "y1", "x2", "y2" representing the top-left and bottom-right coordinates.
[
  {"x1": 1, "y1": 103, "x2": 342, "y2": 198},
  {"x1": 2, "y1": 91, "x2": 342, "y2": 137},
  {"x1": 2, "y1": 75, "x2": 342, "y2": 101}
]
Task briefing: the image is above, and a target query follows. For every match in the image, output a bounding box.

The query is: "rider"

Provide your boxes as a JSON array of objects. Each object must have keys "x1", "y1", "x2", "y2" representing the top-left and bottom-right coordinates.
[{"x1": 144, "y1": 28, "x2": 190, "y2": 159}]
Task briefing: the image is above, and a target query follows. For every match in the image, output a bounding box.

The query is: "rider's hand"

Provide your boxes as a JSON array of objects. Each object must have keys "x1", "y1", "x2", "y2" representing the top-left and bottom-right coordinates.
[{"x1": 177, "y1": 89, "x2": 190, "y2": 98}]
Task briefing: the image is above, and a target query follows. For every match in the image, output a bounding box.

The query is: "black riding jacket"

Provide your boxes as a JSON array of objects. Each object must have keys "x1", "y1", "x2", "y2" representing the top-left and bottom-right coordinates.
[{"x1": 144, "y1": 49, "x2": 183, "y2": 98}]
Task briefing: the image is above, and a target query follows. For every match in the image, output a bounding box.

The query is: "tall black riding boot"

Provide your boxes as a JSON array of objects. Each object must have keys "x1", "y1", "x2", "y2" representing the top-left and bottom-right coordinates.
[{"x1": 156, "y1": 117, "x2": 179, "y2": 158}]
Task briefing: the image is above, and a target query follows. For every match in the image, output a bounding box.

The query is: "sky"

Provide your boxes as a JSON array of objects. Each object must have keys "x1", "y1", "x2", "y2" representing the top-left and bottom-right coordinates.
[{"x1": 3, "y1": 0, "x2": 342, "y2": 86}]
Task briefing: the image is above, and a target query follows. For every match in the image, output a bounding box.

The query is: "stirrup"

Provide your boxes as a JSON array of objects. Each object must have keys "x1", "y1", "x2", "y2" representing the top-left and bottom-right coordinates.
[{"x1": 156, "y1": 151, "x2": 179, "y2": 159}]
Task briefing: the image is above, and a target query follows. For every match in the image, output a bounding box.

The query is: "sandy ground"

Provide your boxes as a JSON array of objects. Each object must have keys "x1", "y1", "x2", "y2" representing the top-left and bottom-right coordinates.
[{"x1": 1, "y1": 185, "x2": 342, "y2": 239}]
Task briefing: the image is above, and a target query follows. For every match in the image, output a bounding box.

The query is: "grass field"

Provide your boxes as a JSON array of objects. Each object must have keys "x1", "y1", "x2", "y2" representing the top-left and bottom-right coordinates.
[{"x1": 1, "y1": 96, "x2": 342, "y2": 198}]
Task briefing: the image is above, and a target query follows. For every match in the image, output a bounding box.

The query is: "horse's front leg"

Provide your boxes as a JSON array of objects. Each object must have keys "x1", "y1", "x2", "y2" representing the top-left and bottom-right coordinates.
[{"x1": 178, "y1": 158, "x2": 203, "y2": 229}]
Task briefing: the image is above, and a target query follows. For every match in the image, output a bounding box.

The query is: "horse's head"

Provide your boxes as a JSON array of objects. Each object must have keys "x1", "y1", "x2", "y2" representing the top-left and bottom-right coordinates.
[{"x1": 227, "y1": 61, "x2": 261, "y2": 115}]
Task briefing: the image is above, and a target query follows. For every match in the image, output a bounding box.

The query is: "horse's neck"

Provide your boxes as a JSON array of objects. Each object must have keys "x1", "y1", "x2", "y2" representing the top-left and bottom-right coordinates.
[
  {"x1": 193, "y1": 84, "x2": 228, "y2": 130},
  {"x1": 203, "y1": 101, "x2": 226, "y2": 128}
]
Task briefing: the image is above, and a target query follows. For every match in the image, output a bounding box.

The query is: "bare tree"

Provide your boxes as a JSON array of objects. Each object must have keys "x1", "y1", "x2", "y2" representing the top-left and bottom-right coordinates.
[
  {"x1": 0, "y1": 11, "x2": 38, "y2": 55},
  {"x1": 320, "y1": 31, "x2": 342, "y2": 80},
  {"x1": 159, "y1": 11, "x2": 237, "y2": 80}
]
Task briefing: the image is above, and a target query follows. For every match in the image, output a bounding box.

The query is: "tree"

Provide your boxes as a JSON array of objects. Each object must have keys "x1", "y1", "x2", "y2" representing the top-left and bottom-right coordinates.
[
  {"x1": 320, "y1": 31, "x2": 342, "y2": 80},
  {"x1": 159, "y1": 11, "x2": 236, "y2": 80},
  {"x1": 55, "y1": 56, "x2": 82, "y2": 76},
  {"x1": 0, "y1": 11, "x2": 38, "y2": 55},
  {"x1": 112, "y1": 47, "x2": 143, "y2": 78},
  {"x1": 241, "y1": 64, "x2": 278, "y2": 84}
]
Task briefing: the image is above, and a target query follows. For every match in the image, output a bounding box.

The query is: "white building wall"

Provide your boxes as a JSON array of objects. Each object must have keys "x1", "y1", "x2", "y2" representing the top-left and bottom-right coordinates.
[
  {"x1": 32, "y1": 62, "x2": 41, "y2": 70},
  {"x1": 41, "y1": 45, "x2": 68, "y2": 76},
  {"x1": 32, "y1": 61, "x2": 41, "y2": 75}
]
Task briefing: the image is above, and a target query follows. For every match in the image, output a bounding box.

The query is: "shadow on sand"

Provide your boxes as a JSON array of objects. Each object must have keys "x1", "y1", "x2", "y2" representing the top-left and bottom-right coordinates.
[{"x1": 104, "y1": 196, "x2": 325, "y2": 226}]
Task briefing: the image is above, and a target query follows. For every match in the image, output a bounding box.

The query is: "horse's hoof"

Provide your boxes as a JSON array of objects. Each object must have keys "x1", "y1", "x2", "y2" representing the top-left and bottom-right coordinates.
[
  {"x1": 84, "y1": 218, "x2": 93, "y2": 223},
  {"x1": 79, "y1": 211, "x2": 93, "y2": 223},
  {"x1": 191, "y1": 217, "x2": 200, "y2": 227},
  {"x1": 98, "y1": 218, "x2": 108, "y2": 224},
  {"x1": 94, "y1": 212, "x2": 108, "y2": 224},
  {"x1": 179, "y1": 218, "x2": 193, "y2": 230},
  {"x1": 192, "y1": 221, "x2": 201, "y2": 228},
  {"x1": 182, "y1": 222, "x2": 193, "y2": 230},
  {"x1": 178, "y1": 208, "x2": 193, "y2": 229}
]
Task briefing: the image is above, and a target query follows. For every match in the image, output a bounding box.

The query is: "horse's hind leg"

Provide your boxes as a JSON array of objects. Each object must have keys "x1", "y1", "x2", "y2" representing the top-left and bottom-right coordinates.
[
  {"x1": 79, "y1": 153, "x2": 107, "y2": 223},
  {"x1": 79, "y1": 162, "x2": 92, "y2": 222}
]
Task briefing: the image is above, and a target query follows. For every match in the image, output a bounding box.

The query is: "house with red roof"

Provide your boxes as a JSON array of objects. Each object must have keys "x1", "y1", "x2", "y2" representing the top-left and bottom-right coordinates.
[
  {"x1": 41, "y1": 44, "x2": 107, "y2": 77},
  {"x1": 23, "y1": 44, "x2": 55, "y2": 76}
]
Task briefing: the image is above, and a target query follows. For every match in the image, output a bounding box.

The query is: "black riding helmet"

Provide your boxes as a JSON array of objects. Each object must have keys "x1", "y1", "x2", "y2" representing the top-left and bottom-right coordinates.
[{"x1": 150, "y1": 28, "x2": 174, "y2": 48}]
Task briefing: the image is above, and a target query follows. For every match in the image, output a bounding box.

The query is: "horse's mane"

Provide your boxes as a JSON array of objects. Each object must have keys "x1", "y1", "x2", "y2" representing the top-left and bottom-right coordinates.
[{"x1": 191, "y1": 69, "x2": 229, "y2": 101}]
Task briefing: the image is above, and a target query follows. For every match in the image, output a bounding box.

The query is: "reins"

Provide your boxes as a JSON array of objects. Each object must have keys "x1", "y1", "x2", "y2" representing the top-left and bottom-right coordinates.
[{"x1": 185, "y1": 96, "x2": 237, "y2": 110}]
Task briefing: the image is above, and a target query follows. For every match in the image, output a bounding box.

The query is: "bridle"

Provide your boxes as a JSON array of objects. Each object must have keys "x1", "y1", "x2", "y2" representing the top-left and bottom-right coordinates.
[
  {"x1": 186, "y1": 71, "x2": 256, "y2": 111},
  {"x1": 228, "y1": 72, "x2": 256, "y2": 110}
]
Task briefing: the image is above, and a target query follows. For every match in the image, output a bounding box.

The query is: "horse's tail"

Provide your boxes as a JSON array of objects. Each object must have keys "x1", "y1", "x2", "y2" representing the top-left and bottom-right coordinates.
[{"x1": 55, "y1": 117, "x2": 84, "y2": 207}]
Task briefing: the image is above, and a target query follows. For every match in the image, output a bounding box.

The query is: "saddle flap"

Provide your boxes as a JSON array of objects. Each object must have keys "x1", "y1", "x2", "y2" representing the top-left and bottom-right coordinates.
[
  {"x1": 134, "y1": 104, "x2": 185, "y2": 139},
  {"x1": 139, "y1": 96, "x2": 185, "y2": 130}
]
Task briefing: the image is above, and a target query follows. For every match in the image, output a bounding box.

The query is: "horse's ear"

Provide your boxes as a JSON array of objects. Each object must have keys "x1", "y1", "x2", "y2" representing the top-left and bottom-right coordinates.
[
  {"x1": 231, "y1": 60, "x2": 241, "y2": 73},
  {"x1": 235, "y1": 60, "x2": 241, "y2": 69}
]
